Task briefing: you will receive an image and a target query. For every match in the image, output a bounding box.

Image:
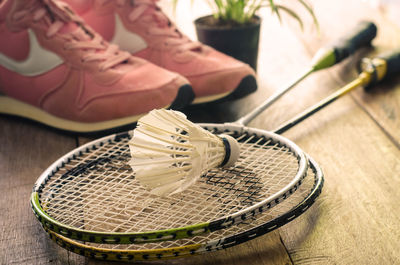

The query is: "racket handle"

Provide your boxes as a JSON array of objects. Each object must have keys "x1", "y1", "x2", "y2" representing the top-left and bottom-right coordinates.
[
  {"x1": 379, "y1": 50, "x2": 400, "y2": 80},
  {"x1": 361, "y1": 50, "x2": 400, "y2": 88},
  {"x1": 332, "y1": 21, "x2": 377, "y2": 62},
  {"x1": 275, "y1": 51, "x2": 400, "y2": 134},
  {"x1": 311, "y1": 21, "x2": 377, "y2": 71}
]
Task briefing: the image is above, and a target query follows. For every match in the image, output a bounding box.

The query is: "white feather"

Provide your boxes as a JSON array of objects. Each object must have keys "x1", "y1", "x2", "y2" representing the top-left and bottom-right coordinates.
[{"x1": 128, "y1": 109, "x2": 239, "y2": 196}]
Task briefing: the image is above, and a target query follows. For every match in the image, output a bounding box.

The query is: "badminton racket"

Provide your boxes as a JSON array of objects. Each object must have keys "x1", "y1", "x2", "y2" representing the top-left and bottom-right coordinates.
[
  {"x1": 44, "y1": 153, "x2": 323, "y2": 261},
  {"x1": 273, "y1": 50, "x2": 400, "y2": 133},
  {"x1": 31, "y1": 120, "x2": 308, "y2": 244},
  {"x1": 30, "y1": 21, "x2": 376, "y2": 245}
]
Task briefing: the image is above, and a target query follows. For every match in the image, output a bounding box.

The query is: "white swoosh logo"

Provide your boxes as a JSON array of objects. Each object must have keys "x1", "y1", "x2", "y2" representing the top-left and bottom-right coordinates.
[
  {"x1": 0, "y1": 29, "x2": 63, "y2": 77},
  {"x1": 110, "y1": 14, "x2": 147, "y2": 54}
]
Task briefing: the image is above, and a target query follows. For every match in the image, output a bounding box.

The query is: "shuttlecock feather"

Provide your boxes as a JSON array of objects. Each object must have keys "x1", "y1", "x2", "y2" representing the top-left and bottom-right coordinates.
[{"x1": 129, "y1": 109, "x2": 240, "y2": 196}]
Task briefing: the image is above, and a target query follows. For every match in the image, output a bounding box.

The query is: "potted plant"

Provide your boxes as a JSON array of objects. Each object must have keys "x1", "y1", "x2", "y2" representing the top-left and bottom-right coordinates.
[{"x1": 173, "y1": 0, "x2": 319, "y2": 70}]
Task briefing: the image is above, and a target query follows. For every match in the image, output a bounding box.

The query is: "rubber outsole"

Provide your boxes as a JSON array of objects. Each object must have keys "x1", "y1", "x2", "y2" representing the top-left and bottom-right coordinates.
[
  {"x1": 0, "y1": 84, "x2": 195, "y2": 135},
  {"x1": 169, "y1": 84, "x2": 195, "y2": 110}
]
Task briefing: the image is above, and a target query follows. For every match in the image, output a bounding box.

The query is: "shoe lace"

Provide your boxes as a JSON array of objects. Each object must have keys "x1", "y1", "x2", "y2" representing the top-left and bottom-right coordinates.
[
  {"x1": 12, "y1": 0, "x2": 131, "y2": 71},
  {"x1": 102, "y1": 0, "x2": 203, "y2": 53}
]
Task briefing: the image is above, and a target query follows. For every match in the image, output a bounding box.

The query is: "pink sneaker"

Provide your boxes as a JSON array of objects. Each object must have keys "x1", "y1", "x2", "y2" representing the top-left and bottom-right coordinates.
[
  {"x1": 63, "y1": 0, "x2": 257, "y2": 104},
  {"x1": 0, "y1": 0, "x2": 193, "y2": 133}
]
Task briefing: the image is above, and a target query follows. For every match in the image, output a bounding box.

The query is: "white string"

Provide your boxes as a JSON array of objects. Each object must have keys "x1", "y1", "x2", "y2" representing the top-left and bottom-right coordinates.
[
  {"x1": 41, "y1": 130, "x2": 301, "y2": 233},
  {"x1": 83, "y1": 160, "x2": 317, "y2": 251}
]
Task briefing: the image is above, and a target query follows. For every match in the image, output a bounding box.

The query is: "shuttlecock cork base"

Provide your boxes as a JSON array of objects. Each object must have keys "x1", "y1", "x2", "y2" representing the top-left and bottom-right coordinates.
[{"x1": 129, "y1": 109, "x2": 240, "y2": 196}]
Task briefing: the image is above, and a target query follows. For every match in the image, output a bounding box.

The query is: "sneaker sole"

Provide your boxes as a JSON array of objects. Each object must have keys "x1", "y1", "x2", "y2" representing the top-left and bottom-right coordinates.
[
  {"x1": 192, "y1": 75, "x2": 257, "y2": 104},
  {"x1": 0, "y1": 85, "x2": 194, "y2": 134},
  {"x1": 169, "y1": 84, "x2": 195, "y2": 109}
]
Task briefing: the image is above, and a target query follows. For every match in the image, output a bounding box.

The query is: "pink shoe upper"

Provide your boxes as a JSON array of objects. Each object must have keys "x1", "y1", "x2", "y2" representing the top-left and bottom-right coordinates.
[
  {"x1": 63, "y1": 0, "x2": 256, "y2": 101},
  {"x1": 0, "y1": 0, "x2": 189, "y2": 123}
]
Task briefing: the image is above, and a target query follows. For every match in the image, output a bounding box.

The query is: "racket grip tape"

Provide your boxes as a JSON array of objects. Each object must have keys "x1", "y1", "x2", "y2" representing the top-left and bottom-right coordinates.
[
  {"x1": 332, "y1": 21, "x2": 377, "y2": 63},
  {"x1": 361, "y1": 50, "x2": 400, "y2": 88},
  {"x1": 379, "y1": 50, "x2": 400, "y2": 80},
  {"x1": 311, "y1": 21, "x2": 377, "y2": 70}
]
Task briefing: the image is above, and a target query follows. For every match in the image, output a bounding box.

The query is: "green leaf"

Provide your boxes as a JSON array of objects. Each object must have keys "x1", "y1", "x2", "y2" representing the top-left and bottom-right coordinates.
[
  {"x1": 274, "y1": 4, "x2": 304, "y2": 30},
  {"x1": 268, "y1": 0, "x2": 282, "y2": 23},
  {"x1": 298, "y1": 0, "x2": 320, "y2": 33},
  {"x1": 173, "y1": 0, "x2": 319, "y2": 28}
]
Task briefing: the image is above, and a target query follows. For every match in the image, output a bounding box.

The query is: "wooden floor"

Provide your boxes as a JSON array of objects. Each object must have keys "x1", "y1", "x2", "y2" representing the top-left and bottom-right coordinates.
[{"x1": 1, "y1": 0, "x2": 400, "y2": 264}]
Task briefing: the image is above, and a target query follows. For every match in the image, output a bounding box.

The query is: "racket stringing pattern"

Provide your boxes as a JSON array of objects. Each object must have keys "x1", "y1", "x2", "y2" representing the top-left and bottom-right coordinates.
[
  {"x1": 31, "y1": 125, "x2": 307, "y2": 244},
  {"x1": 46, "y1": 155, "x2": 323, "y2": 261}
]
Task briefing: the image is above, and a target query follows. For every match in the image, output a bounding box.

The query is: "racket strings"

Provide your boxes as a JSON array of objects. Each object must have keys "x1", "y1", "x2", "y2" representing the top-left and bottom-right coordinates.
[
  {"x1": 39, "y1": 131, "x2": 303, "y2": 233},
  {"x1": 80, "y1": 160, "x2": 317, "y2": 251},
  {"x1": 43, "y1": 140, "x2": 133, "y2": 229},
  {"x1": 222, "y1": 134, "x2": 300, "y2": 205}
]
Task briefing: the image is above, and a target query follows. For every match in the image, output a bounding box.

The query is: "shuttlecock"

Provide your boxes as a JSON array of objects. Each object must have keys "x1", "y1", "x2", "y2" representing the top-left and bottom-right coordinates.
[{"x1": 128, "y1": 109, "x2": 240, "y2": 196}]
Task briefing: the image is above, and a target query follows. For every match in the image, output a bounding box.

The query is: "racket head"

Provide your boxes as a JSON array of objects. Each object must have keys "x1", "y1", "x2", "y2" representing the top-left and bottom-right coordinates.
[
  {"x1": 31, "y1": 124, "x2": 308, "y2": 244},
  {"x1": 45, "y1": 155, "x2": 323, "y2": 262}
]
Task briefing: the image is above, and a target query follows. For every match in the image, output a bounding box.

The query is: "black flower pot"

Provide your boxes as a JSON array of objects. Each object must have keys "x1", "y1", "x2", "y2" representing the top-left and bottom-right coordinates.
[{"x1": 194, "y1": 15, "x2": 261, "y2": 71}]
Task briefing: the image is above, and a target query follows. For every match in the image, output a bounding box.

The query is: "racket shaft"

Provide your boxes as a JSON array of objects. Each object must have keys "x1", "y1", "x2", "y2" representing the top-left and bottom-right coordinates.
[
  {"x1": 237, "y1": 68, "x2": 313, "y2": 125},
  {"x1": 236, "y1": 21, "x2": 376, "y2": 126},
  {"x1": 275, "y1": 49, "x2": 400, "y2": 133},
  {"x1": 274, "y1": 76, "x2": 365, "y2": 134}
]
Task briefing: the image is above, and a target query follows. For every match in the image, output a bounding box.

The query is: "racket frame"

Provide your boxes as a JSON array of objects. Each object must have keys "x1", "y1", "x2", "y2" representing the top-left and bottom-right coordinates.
[
  {"x1": 43, "y1": 154, "x2": 323, "y2": 261},
  {"x1": 31, "y1": 124, "x2": 308, "y2": 244}
]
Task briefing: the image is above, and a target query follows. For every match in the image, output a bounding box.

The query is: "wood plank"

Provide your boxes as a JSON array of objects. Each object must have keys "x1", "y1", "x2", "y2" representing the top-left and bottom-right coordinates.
[
  {"x1": 0, "y1": 116, "x2": 87, "y2": 265},
  {"x1": 275, "y1": 2, "x2": 400, "y2": 258},
  {"x1": 275, "y1": 3, "x2": 400, "y2": 260},
  {"x1": 280, "y1": 96, "x2": 400, "y2": 264}
]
